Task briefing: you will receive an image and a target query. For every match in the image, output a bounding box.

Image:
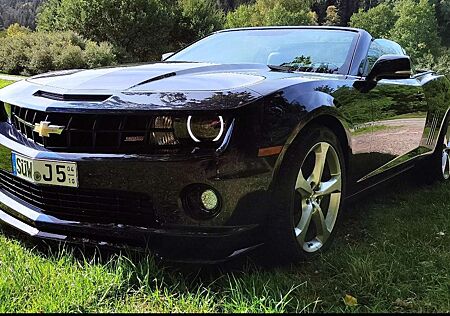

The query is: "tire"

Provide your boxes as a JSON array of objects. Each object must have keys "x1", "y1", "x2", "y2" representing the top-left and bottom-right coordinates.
[
  {"x1": 418, "y1": 116, "x2": 450, "y2": 184},
  {"x1": 267, "y1": 125, "x2": 346, "y2": 263}
]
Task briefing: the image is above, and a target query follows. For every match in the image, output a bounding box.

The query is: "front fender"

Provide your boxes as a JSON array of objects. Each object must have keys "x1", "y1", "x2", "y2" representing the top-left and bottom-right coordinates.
[{"x1": 257, "y1": 86, "x2": 351, "y2": 189}]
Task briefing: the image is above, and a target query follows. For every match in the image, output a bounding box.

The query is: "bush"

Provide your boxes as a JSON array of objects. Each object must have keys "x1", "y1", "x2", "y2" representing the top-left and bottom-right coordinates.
[
  {"x1": 53, "y1": 45, "x2": 85, "y2": 70},
  {"x1": 0, "y1": 28, "x2": 117, "y2": 75},
  {"x1": 0, "y1": 33, "x2": 28, "y2": 74},
  {"x1": 27, "y1": 43, "x2": 54, "y2": 74},
  {"x1": 83, "y1": 41, "x2": 117, "y2": 68},
  {"x1": 5, "y1": 23, "x2": 30, "y2": 37}
]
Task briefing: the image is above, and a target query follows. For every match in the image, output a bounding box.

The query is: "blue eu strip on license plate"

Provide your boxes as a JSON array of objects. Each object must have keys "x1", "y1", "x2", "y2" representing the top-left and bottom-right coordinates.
[{"x1": 11, "y1": 152, "x2": 17, "y2": 175}]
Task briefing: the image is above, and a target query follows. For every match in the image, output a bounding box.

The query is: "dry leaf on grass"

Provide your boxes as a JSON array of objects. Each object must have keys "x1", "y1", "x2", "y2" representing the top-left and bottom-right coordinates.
[{"x1": 343, "y1": 294, "x2": 358, "y2": 306}]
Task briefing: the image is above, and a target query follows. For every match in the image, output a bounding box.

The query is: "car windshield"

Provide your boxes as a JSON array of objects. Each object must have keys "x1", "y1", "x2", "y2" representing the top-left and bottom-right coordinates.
[{"x1": 167, "y1": 29, "x2": 357, "y2": 74}]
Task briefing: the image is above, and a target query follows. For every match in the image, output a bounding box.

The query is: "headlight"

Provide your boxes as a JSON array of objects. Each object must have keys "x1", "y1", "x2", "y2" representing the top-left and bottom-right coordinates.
[
  {"x1": 151, "y1": 131, "x2": 179, "y2": 146},
  {"x1": 153, "y1": 116, "x2": 173, "y2": 129},
  {"x1": 151, "y1": 114, "x2": 228, "y2": 147},
  {"x1": 187, "y1": 115, "x2": 224, "y2": 143},
  {"x1": 150, "y1": 116, "x2": 179, "y2": 146}
]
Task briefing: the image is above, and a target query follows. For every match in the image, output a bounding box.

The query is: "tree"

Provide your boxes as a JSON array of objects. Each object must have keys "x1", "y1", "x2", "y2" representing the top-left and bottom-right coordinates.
[
  {"x1": 216, "y1": 0, "x2": 254, "y2": 11},
  {"x1": 173, "y1": 0, "x2": 225, "y2": 47},
  {"x1": 349, "y1": 3, "x2": 397, "y2": 38},
  {"x1": 0, "y1": 0, "x2": 44, "y2": 30},
  {"x1": 324, "y1": 5, "x2": 341, "y2": 25},
  {"x1": 432, "y1": 0, "x2": 450, "y2": 46},
  {"x1": 37, "y1": 0, "x2": 176, "y2": 62},
  {"x1": 225, "y1": 0, "x2": 317, "y2": 28},
  {"x1": 335, "y1": 0, "x2": 361, "y2": 26},
  {"x1": 390, "y1": 0, "x2": 441, "y2": 62}
]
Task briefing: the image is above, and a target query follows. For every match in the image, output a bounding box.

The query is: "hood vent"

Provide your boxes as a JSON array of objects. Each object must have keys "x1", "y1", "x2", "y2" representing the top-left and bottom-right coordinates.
[{"x1": 34, "y1": 90, "x2": 111, "y2": 102}]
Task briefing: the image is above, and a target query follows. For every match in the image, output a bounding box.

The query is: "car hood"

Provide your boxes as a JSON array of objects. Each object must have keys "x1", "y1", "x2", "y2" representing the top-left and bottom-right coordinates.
[
  {"x1": 26, "y1": 63, "x2": 272, "y2": 92},
  {"x1": 0, "y1": 62, "x2": 342, "y2": 112}
]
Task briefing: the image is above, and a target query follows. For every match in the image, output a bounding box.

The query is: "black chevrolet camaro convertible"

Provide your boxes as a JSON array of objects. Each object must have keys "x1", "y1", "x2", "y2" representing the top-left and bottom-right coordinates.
[{"x1": 0, "y1": 26, "x2": 449, "y2": 263}]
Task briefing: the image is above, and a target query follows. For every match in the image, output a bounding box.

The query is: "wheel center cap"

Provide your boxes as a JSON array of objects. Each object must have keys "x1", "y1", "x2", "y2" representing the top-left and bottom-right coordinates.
[{"x1": 309, "y1": 191, "x2": 320, "y2": 203}]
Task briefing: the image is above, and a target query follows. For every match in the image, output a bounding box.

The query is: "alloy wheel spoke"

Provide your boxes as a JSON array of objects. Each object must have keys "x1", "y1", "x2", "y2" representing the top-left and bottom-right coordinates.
[
  {"x1": 308, "y1": 143, "x2": 329, "y2": 187},
  {"x1": 293, "y1": 141, "x2": 341, "y2": 253},
  {"x1": 442, "y1": 151, "x2": 449, "y2": 175},
  {"x1": 446, "y1": 153, "x2": 450, "y2": 178},
  {"x1": 311, "y1": 201, "x2": 331, "y2": 242},
  {"x1": 296, "y1": 170, "x2": 313, "y2": 195},
  {"x1": 316, "y1": 175, "x2": 341, "y2": 197},
  {"x1": 295, "y1": 202, "x2": 314, "y2": 244}
]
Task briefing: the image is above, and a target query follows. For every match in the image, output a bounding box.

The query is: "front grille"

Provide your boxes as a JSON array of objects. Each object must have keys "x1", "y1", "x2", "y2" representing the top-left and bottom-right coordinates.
[
  {"x1": 0, "y1": 170, "x2": 156, "y2": 227},
  {"x1": 9, "y1": 104, "x2": 182, "y2": 153}
]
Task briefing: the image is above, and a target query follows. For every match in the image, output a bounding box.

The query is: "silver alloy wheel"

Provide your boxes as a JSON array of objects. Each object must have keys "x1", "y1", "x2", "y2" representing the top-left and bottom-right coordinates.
[
  {"x1": 294, "y1": 142, "x2": 342, "y2": 253},
  {"x1": 442, "y1": 128, "x2": 450, "y2": 180}
]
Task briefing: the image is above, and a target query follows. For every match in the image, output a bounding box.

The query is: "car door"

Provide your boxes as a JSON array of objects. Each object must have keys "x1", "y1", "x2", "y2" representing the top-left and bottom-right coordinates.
[{"x1": 356, "y1": 39, "x2": 428, "y2": 180}]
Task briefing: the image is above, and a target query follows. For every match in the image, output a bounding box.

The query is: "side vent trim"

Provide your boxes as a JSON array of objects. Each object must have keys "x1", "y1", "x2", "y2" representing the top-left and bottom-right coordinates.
[{"x1": 426, "y1": 111, "x2": 441, "y2": 146}]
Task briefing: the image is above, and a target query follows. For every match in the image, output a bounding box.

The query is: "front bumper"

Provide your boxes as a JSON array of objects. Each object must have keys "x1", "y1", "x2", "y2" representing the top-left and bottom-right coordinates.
[
  {"x1": 0, "y1": 122, "x2": 273, "y2": 262},
  {"x1": 0, "y1": 189, "x2": 263, "y2": 262}
]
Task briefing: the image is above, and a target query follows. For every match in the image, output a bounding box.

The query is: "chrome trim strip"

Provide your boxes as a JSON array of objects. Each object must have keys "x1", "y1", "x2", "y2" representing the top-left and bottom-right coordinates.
[
  {"x1": 216, "y1": 118, "x2": 235, "y2": 155},
  {"x1": 12, "y1": 113, "x2": 34, "y2": 128},
  {"x1": 0, "y1": 209, "x2": 39, "y2": 236},
  {"x1": 357, "y1": 146, "x2": 432, "y2": 182},
  {"x1": 0, "y1": 188, "x2": 77, "y2": 225}
]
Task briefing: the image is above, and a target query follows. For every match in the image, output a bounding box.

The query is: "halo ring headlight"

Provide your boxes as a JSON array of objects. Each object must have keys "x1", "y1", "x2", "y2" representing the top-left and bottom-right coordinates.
[
  {"x1": 187, "y1": 115, "x2": 200, "y2": 143},
  {"x1": 187, "y1": 115, "x2": 224, "y2": 143}
]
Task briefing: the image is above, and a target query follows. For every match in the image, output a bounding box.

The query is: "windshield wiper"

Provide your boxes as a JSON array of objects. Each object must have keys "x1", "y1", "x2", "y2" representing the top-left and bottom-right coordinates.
[{"x1": 267, "y1": 65, "x2": 295, "y2": 73}]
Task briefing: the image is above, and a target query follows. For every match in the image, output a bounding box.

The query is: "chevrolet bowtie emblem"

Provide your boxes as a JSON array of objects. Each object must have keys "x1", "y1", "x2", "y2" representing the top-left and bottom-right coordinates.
[{"x1": 33, "y1": 121, "x2": 65, "y2": 137}]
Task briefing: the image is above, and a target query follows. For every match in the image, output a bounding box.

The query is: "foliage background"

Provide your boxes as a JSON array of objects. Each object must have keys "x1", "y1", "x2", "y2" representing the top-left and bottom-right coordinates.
[{"x1": 0, "y1": 0, "x2": 449, "y2": 76}]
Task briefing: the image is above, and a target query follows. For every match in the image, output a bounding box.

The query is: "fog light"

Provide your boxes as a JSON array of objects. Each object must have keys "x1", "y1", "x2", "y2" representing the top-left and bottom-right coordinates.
[
  {"x1": 201, "y1": 189, "x2": 219, "y2": 210},
  {"x1": 181, "y1": 184, "x2": 222, "y2": 220}
]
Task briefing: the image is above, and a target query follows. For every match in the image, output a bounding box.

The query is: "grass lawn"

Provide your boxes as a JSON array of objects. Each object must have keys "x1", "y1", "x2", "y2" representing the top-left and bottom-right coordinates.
[
  {"x1": 0, "y1": 79, "x2": 13, "y2": 89},
  {"x1": 0, "y1": 80, "x2": 448, "y2": 312}
]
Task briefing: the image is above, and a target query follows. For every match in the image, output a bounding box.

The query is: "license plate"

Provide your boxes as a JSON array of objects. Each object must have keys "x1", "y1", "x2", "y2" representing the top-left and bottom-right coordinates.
[{"x1": 12, "y1": 153, "x2": 78, "y2": 187}]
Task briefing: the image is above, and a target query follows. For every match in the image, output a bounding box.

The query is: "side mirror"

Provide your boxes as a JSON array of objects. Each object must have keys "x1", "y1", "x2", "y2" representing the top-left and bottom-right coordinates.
[
  {"x1": 367, "y1": 54, "x2": 412, "y2": 82},
  {"x1": 161, "y1": 52, "x2": 175, "y2": 61},
  {"x1": 354, "y1": 55, "x2": 412, "y2": 93}
]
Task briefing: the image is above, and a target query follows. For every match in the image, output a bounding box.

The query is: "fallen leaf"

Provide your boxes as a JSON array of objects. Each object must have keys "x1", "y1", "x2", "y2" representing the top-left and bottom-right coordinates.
[
  {"x1": 343, "y1": 294, "x2": 358, "y2": 306},
  {"x1": 393, "y1": 298, "x2": 414, "y2": 309}
]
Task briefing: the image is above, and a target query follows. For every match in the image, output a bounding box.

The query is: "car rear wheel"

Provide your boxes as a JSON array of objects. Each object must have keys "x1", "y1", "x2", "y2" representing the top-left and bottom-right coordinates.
[
  {"x1": 419, "y1": 117, "x2": 450, "y2": 183},
  {"x1": 268, "y1": 126, "x2": 346, "y2": 263}
]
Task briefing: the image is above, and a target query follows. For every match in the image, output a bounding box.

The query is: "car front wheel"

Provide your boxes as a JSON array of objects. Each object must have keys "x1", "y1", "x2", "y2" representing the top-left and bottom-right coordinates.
[{"x1": 268, "y1": 126, "x2": 346, "y2": 263}]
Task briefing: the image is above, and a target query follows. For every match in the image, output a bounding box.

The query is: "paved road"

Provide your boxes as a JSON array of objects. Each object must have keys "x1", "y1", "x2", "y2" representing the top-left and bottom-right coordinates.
[{"x1": 0, "y1": 74, "x2": 25, "y2": 81}]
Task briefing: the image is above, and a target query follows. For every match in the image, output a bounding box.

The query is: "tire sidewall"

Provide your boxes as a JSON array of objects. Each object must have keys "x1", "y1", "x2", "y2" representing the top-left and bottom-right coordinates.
[{"x1": 268, "y1": 125, "x2": 346, "y2": 262}]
